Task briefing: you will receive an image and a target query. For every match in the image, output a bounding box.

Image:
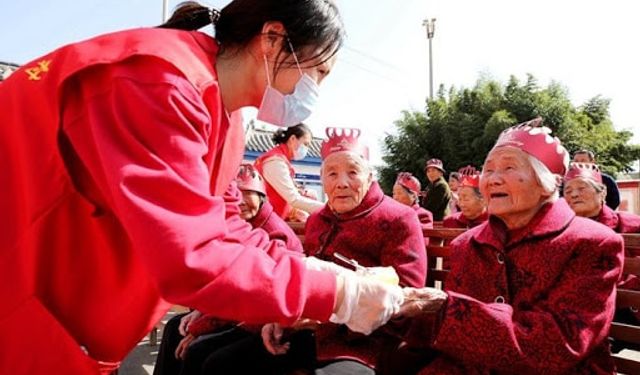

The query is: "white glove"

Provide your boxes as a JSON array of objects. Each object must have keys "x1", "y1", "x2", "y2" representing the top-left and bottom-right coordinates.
[
  {"x1": 330, "y1": 273, "x2": 404, "y2": 335},
  {"x1": 355, "y1": 266, "x2": 400, "y2": 286},
  {"x1": 303, "y1": 256, "x2": 354, "y2": 277}
]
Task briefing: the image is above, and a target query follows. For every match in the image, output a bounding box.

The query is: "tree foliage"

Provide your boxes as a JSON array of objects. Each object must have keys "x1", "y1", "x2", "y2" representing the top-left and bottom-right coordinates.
[{"x1": 379, "y1": 75, "x2": 640, "y2": 192}]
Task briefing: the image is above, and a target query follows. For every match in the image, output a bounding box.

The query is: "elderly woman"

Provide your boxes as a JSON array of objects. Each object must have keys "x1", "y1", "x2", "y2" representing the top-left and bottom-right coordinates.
[
  {"x1": 192, "y1": 128, "x2": 424, "y2": 375},
  {"x1": 402, "y1": 118, "x2": 624, "y2": 374},
  {"x1": 421, "y1": 158, "x2": 452, "y2": 221},
  {"x1": 442, "y1": 173, "x2": 488, "y2": 229},
  {"x1": 393, "y1": 172, "x2": 434, "y2": 228},
  {"x1": 564, "y1": 162, "x2": 640, "y2": 233}
]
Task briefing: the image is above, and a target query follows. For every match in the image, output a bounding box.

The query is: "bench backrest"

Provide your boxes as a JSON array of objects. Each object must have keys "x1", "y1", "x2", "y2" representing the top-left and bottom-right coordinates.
[
  {"x1": 423, "y1": 227, "x2": 466, "y2": 288},
  {"x1": 611, "y1": 233, "x2": 640, "y2": 374}
]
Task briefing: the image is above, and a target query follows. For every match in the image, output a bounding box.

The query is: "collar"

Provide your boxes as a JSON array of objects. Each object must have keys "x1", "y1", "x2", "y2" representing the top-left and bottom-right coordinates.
[
  {"x1": 248, "y1": 200, "x2": 274, "y2": 229},
  {"x1": 319, "y1": 181, "x2": 384, "y2": 222},
  {"x1": 472, "y1": 199, "x2": 575, "y2": 251},
  {"x1": 594, "y1": 204, "x2": 618, "y2": 230},
  {"x1": 460, "y1": 210, "x2": 488, "y2": 226},
  {"x1": 277, "y1": 143, "x2": 293, "y2": 161}
]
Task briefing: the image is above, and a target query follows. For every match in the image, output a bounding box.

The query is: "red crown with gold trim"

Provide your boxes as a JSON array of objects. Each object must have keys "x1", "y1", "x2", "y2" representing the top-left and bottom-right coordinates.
[
  {"x1": 493, "y1": 117, "x2": 570, "y2": 175},
  {"x1": 320, "y1": 127, "x2": 369, "y2": 160},
  {"x1": 564, "y1": 162, "x2": 602, "y2": 184},
  {"x1": 395, "y1": 172, "x2": 421, "y2": 195},
  {"x1": 236, "y1": 164, "x2": 266, "y2": 195}
]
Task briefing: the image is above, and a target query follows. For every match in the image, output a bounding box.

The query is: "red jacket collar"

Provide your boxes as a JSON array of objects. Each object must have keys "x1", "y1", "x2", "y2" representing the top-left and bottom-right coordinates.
[
  {"x1": 319, "y1": 181, "x2": 384, "y2": 222},
  {"x1": 249, "y1": 200, "x2": 275, "y2": 229},
  {"x1": 472, "y1": 199, "x2": 575, "y2": 250},
  {"x1": 594, "y1": 204, "x2": 619, "y2": 231}
]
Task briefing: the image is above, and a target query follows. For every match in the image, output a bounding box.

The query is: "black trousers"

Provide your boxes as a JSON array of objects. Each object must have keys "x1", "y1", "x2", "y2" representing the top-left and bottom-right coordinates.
[{"x1": 153, "y1": 313, "x2": 188, "y2": 375}]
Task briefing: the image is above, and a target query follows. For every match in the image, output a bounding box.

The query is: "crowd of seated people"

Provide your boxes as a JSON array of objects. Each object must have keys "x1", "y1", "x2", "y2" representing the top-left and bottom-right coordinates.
[{"x1": 154, "y1": 120, "x2": 638, "y2": 375}]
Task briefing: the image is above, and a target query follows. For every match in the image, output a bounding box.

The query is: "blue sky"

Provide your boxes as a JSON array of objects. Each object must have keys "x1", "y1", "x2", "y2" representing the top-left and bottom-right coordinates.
[{"x1": 2, "y1": 0, "x2": 639, "y2": 167}]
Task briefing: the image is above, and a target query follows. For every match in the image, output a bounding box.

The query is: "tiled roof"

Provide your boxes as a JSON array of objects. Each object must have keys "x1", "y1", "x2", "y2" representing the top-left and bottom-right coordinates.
[
  {"x1": 245, "y1": 124, "x2": 323, "y2": 158},
  {"x1": 0, "y1": 61, "x2": 19, "y2": 81}
]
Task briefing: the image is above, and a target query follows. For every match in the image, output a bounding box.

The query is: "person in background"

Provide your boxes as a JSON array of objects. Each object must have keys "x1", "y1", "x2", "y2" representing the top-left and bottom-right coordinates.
[
  {"x1": 421, "y1": 158, "x2": 452, "y2": 221},
  {"x1": 442, "y1": 173, "x2": 488, "y2": 229},
  {"x1": 0, "y1": 1, "x2": 406, "y2": 372},
  {"x1": 447, "y1": 172, "x2": 461, "y2": 214},
  {"x1": 255, "y1": 123, "x2": 324, "y2": 221},
  {"x1": 573, "y1": 149, "x2": 620, "y2": 210},
  {"x1": 401, "y1": 118, "x2": 623, "y2": 374},
  {"x1": 564, "y1": 162, "x2": 640, "y2": 233},
  {"x1": 393, "y1": 172, "x2": 434, "y2": 228}
]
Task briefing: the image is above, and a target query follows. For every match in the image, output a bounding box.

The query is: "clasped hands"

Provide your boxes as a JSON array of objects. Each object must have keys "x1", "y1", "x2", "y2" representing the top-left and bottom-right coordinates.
[{"x1": 262, "y1": 286, "x2": 448, "y2": 355}]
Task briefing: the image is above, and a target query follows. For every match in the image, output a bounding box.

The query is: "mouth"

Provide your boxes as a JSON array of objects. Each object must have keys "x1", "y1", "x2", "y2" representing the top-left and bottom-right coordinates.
[{"x1": 490, "y1": 192, "x2": 508, "y2": 199}]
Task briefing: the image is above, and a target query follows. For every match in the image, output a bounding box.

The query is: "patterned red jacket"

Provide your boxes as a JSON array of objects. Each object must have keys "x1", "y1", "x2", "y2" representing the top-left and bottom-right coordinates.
[
  {"x1": 305, "y1": 181, "x2": 427, "y2": 369},
  {"x1": 594, "y1": 204, "x2": 640, "y2": 234},
  {"x1": 442, "y1": 210, "x2": 489, "y2": 229},
  {"x1": 412, "y1": 199, "x2": 623, "y2": 374}
]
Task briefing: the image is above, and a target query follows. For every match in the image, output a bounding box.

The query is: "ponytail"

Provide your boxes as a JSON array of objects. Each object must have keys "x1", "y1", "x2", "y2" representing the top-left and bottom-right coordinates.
[
  {"x1": 158, "y1": 1, "x2": 220, "y2": 31},
  {"x1": 271, "y1": 123, "x2": 311, "y2": 145}
]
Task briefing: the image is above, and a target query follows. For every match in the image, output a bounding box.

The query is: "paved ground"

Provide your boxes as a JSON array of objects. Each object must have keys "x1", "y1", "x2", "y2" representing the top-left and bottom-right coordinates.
[{"x1": 119, "y1": 310, "x2": 184, "y2": 375}]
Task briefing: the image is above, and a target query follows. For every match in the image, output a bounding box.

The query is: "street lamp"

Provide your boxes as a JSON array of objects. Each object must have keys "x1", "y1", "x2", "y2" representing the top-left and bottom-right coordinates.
[{"x1": 422, "y1": 18, "x2": 436, "y2": 99}]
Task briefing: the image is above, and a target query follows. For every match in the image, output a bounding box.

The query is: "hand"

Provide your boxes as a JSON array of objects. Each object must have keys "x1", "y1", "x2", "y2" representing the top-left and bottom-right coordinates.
[
  {"x1": 330, "y1": 274, "x2": 404, "y2": 335},
  {"x1": 261, "y1": 323, "x2": 290, "y2": 355},
  {"x1": 174, "y1": 334, "x2": 195, "y2": 360},
  {"x1": 397, "y1": 287, "x2": 448, "y2": 318},
  {"x1": 178, "y1": 310, "x2": 202, "y2": 336}
]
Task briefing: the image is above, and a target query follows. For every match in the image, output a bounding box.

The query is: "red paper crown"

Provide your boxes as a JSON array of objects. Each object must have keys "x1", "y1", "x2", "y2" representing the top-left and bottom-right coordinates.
[
  {"x1": 493, "y1": 117, "x2": 570, "y2": 175},
  {"x1": 395, "y1": 172, "x2": 421, "y2": 195},
  {"x1": 320, "y1": 127, "x2": 369, "y2": 160},
  {"x1": 564, "y1": 162, "x2": 602, "y2": 184},
  {"x1": 458, "y1": 165, "x2": 478, "y2": 176},
  {"x1": 460, "y1": 174, "x2": 480, "y2": 189},
  {"x1": 236, "y1": 164, "x2": 266, "y2": 195},
  {"x1": 425, "y1": 158, "x2": 445, "y2": 172}
]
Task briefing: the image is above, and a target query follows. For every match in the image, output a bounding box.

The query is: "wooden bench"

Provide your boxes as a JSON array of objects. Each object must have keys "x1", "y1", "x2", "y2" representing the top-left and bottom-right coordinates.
[
  {"x1": 423, "y1": 227, "x2": 466, "y2": 288},
  {"x1": 610, "y1": 233, "x2": 640, "y2": 374}
]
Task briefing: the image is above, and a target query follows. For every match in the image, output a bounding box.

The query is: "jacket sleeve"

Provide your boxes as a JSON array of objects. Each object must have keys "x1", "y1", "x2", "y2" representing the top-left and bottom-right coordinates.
[
  {"x1": 379, "y1": 208, "x2": 427, "y2": 287},
  {"x1": 432, "y1": 234, "x2": 623, "y2": 373},
  {"x1": 424, "y1": 181, "x2": 451, "y2": 220},
  {"x1": 60, "y1": 58, "x2": 336, "y2": 325}
]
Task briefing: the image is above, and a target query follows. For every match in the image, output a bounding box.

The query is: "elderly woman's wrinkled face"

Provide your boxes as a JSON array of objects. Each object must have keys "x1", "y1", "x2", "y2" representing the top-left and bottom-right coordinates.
[
  {"x1": 426, "y1": 167, "x2": 443, "y2": 183},
  {"x1": 239, "y1": 190, "x2": 262, "y2": 220},
  {"x1": 457, "y1": 186, "x2": 486, "y2": 220},
  {"x1": 564, "y1": 178, "x2": 604, "y2": 218},
  {"x1": 322, "y1": 152, "x2": 372, "y2": 214},
  {"x1": 393, "y1": 183, "x2": 416, "y2": 207},
  {"x1": 480, "y1": 147, "x2": 549, "y2": 229}
]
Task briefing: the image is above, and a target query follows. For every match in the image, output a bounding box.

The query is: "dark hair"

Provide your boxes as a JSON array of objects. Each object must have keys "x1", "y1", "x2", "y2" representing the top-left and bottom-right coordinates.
[
  {"x1": 449, "y1": 172, "x2": 461, "y2": 181},
  {"x1": 272, "y1": 123, "x2": 311, "y2": 145},
  {"x1": 574, "y1": 149, "x2": 595, "y2": 162},
  {"x1": 159, "y1": 0, "x2": 345, "y2": 68}
]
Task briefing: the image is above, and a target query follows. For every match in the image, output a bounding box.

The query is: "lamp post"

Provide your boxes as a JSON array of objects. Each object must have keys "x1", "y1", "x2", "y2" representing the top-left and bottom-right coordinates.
[
  {"x1": 422, "y1": 18, "x2": 436, "y2": 99},
  {"x1": 162, "y1": 0, "x2": 169, "y2": 22}
]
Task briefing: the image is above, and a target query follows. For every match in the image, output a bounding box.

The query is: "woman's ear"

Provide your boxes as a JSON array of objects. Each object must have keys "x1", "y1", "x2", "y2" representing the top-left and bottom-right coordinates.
[{"x1": 260, "y1": 21, "x2": 287, "y2": 56}]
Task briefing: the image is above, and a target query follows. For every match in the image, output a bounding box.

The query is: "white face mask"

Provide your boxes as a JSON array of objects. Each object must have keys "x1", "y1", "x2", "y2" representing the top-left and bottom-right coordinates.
[
  {"x1": 293, "y1": 144, "x2": 309, "y2": 160},
  {"x1": 256, "y1": 48, "x2": 320, "y2": 127}
]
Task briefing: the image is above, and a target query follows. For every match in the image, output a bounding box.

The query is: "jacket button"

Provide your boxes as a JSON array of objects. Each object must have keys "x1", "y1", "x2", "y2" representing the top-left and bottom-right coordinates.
[
  {"x1": 495, "y1": 296, "x2": 505, "y2": 303},
  {"x1": 497, "y1": 253, "x2": 505, "y2": 264}
]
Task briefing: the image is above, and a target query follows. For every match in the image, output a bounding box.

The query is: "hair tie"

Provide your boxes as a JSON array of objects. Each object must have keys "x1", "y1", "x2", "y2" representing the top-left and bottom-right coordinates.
[{"x1": 209, "y1": 8, "x2": 220, "y2": 25}]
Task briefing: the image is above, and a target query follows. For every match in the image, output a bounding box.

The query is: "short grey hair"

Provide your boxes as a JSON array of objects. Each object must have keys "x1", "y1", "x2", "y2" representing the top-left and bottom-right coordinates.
[{"x1": 527, "y1": 154, "x2": 561, "y2": 202}]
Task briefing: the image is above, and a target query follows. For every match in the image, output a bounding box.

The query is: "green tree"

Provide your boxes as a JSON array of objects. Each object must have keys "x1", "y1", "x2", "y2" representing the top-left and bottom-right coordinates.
[{"x1": 378, "y1": 74, "x2": 640, "y2": 193}]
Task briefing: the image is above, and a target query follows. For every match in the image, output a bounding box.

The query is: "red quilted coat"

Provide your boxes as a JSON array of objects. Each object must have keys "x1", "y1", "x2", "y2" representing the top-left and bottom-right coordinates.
[
  {"x1": 304, "y1": 182, "x2": 427, "y2": 369},
  {"x1": 411, "y1": 199, "x2": 623, "y2": 374},
  {"x1": 413, "y1": 204, "x2": 434, "y2": 229},
  {"x1": 442, "y1": 210, "x2": 489, "y2": 229}
]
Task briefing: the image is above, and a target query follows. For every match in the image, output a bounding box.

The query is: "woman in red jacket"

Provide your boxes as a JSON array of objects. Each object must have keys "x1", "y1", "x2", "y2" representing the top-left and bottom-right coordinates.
[
  {"x1": 0, "y1": 1, "x2": 405, "y2": 373},
  {"x1": 255, "y1": 124, "x2": 324, "y2": 221},
  {"x1": 402, "y1": 118, "x2": 623, "y2": 374},
  {"x1": 393, "y1": 172, "x2": 434, "y2": 228},
  {"x1": 442, "y1": 173, "x2": 488, "y2": 229}
]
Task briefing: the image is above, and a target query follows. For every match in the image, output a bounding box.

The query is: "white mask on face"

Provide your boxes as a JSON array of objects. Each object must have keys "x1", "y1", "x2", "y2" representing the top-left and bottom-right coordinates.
[
  {"x1": 293, "y1": 144, "x2": 309, "y2": 160},
  {"x1": 256, "y1": 48, "x2": 320, "y2": 127}
]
